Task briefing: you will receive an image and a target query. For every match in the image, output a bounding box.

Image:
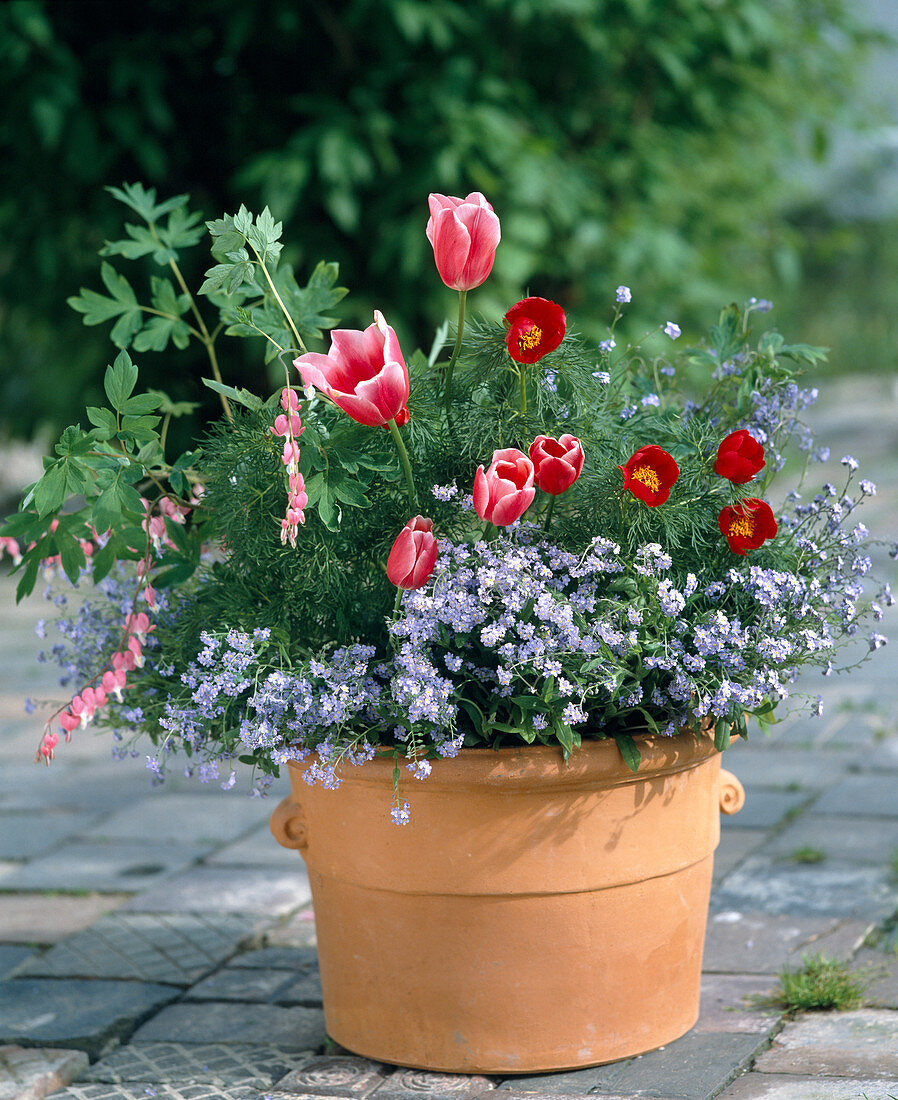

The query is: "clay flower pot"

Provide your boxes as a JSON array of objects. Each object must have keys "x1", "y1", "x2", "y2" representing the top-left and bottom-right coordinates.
[{"x1": 271, "y1": 733, "x2": 744, "y2": 1074}]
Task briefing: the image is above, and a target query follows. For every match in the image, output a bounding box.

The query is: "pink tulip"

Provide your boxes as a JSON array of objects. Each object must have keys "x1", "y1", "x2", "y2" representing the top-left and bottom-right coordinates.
[
  {"x1": 529, "y1": 434, "x2": 585, "y2": 496},
  {"x1": 386, "y1": 516, "x2": 439, "y2": 590},
  {"x1": 473, "y1": 448, "x2": 536, "y2": 526},
  {"x1": 426, "y1": 192, "x2": 501, "y2": 291},
  {"x1": 294, "y1": 311, "x2": 409, "y2": 428}
]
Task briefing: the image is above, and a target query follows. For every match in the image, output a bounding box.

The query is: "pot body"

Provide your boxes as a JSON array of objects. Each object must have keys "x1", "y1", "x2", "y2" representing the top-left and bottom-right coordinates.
[{"x1": 272, "y1": 733, "x2": 735, "y2": 1074}]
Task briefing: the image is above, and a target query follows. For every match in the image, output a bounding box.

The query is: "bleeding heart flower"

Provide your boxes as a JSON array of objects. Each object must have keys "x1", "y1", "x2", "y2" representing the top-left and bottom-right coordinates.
[
  {"x1": 294, "y1": 311, "x2": 409, "y2": 428},
  {"x1": 529, "y1": 435, "x2": 585, "y2": 496},
  {"x1": 504, "y1": 297, "x2": 567, "y2": 364},
  {"x1": 718, "y1": 498, "x2": 778, "y2": 555},
  {"x1": 619, "y1": 445, "x2": 680, "y2": 507},
  {"x1": 473, "y1": 448, "x2": 536, "y2": 526},
  {"x1": 386, "y1": 516, "x2": 439, "y2": 590},
  {"x1": 426, "y1": 192, "x2": 501, "y2": 291},
  {"x1": 714, "y1": 429, "x2": 766, "y2": 484}
]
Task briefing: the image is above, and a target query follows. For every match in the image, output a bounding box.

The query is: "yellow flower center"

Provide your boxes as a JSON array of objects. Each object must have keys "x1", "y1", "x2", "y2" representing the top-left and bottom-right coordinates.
[
  {"x1": 632, "y1": 465, "x2": 661, "y2": 493},
  {"x1": 517, "y1": 323, "x2": 543, "y2": 354},
  {"x1": 728, "y1": 515, "x2": 756, "y2": 538}
]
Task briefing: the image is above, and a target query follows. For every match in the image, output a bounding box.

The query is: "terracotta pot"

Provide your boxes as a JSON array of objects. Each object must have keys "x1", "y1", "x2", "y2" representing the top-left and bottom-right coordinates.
[{"x1": 270, "y1": 732, "x2": 744, "y2": 1074}]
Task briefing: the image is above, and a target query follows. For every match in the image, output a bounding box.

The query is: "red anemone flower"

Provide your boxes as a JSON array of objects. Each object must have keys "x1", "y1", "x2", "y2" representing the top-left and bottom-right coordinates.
[
  {"x1": 619, "y1": 445, "x2": 679, "y2": 507},
  {"x1": 504, "y1": 297, "x2": 566, "y2": 364},
  {"x1": 714, "y1": 429, "x2": 765, "y2": 484},
  {"x1": 718, "y1": 498, "x2": 778, "y2": 555}
]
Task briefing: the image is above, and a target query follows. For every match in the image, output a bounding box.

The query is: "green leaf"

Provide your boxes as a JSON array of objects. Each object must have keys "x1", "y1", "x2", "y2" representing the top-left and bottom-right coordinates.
[
  {"x1": 86, "y1": 406, "x2": 118, "y2": 438},
  {"x1": 615, "y1": 734, "x2": 641, "y2": 773},
  {"x1": 201, "y1": 378, "x2": 264, "y2": 411},
  {"x1": 100, "y1": 222, "x2": 172, "y2": 263},
  {"x1": 120, "y1": 393, "x2": 163, "y2": 414},
  {"x1": 33, "y1": 463, "x2": 67, "y2": 518},
  {"x1": 147, "y1": 390, "x2": 201, "y2": 418},
  {"x1": 714, "y1": 719, "x2": 731, "y2": 752},
  {"x1": 283, "y1": 260, "x2": 348, "y2": 343},
  {"x1": 153, "y1": 562, "x2": 198, "y2": 589},
  {"x1": 16, "y1": 554, "x2": 41, "y2": 601},
  {"x1": 316, "y1": 479, "x2": 340, "y2": 531},
  {"x1": 709, "y1": 303, "x2": 746, "y2": 362},
  {"x1": 104, "y1": 351, "x2": 139, "y2": 411},
  {"x1": 56, "y1": 532, "x2": 86, "y2": 584},
  {"x1": 106, "y1": 182, "x2": 188, "y2": 225},
  {"x1": 92, "y1": 487, "x2": 121, "y2": 534},
  {"x1": 90, "y1": 538, "x2": 116, "y2": 583}
]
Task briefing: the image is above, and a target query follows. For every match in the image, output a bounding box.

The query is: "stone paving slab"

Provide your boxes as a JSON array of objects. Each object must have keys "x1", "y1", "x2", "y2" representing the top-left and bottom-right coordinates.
[
  {"x1": 851, "y1": 947, "x2": 898, "y2": 1008},
  {"x1": 0, "y1": 760, "x2": 158, "y2": 815},
  {"x1": 0, "y1": 978, "x2": 179, "y2": 1057},
  {"x1": 484, "y1": 1094, "x2": 680, "y2": 1100},
  {"x1": 45, "y1": 1086, "x2": 265, "y2": 1099},
  {"x1": 703, "y1": 910, "x2": 873, "y2": 974},
  {"x1": 261, "y1": 911, "x2": 317, "y2": 949},
  {"x1": 205, "y1": 825, "x2": 302, "y2": 869},
  {"x1": 0, "y1": 839, "x2": 212, "y2": 893},
  {"x1": 81, "y1": 792, "x2": 278, "y2": 846},
  {"x1": 0, "y1": 893, "x2": 130, "y2": 944},
  {"x1": 228, "y1": 948, "x2": 318, "y2": 971},
  {"x1": 270, "y1": 1055, "x2": 390, "y2": 1096},
  {"x1": 0, "y1": 1045, "x2": 88, "y2": 1100},
  {"x1": 0, "y1": 944, "x2": 33, "y2": 977},
  {"x1": 185, "y1": 967, "x2": 321, "y2": 1006},
  {"x1": 710, "y1": 856, "x2": 896, "y2": 919},
  {"x1": 131, "y1": 1001, "x2": 327, "y2": 1051},
  {"x1": 15, "y1": 912, "x2": 256, "y2": 984},
  {"x1": 813, "y1": 775, "x2": 898, "y2": 818},
  {"x1": 720, "y1": 789, "x2": 810, "y2": 831},
  {"x1": 759, "y1": 814, "x2": 898, "y2": 865},
  {"x1": 83, "y1": 1042, "x2": 302, "y2": 1087},
  {"x1": 498, "y1": 1031, "x2": 767, "y2": 1098},
  {"x1": 716, "y1": 1072, "x2": 898, "y2": 1098},
  {"x1": 0, "y1": 810, "x2": 98, "y2": 860},
  {"x1": 722, "y1": 746, "x2": 863, "y2": 790},
  {"x1": 714, "y1": 830, "x2": 765, "y2": 882},
  {"x1": 754, "y1": 1009, "x2": 898, "y2": 1077},
  {"x1": 367, "y1": 1070, "x2": 495, "y2": 1098},
  {"x1": 694, "y1": 975, "x2": 781, "y2": 1033},
  {"x1": 187, "y1": 965, "x2": 323, "y2": 1006},
  {"x1": 122, "y1": 867, "x2": 311, "y2": 916}
]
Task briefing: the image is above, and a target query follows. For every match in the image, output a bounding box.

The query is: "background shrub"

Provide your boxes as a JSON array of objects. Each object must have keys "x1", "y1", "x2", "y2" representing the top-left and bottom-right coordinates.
[{"x1": 0, "y1": 0, "x2": 888, "y2": 442}]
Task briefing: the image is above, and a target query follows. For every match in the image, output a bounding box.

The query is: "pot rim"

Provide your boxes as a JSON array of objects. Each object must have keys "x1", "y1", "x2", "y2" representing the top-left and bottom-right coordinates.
[{"x1": 286, "y1": 728, "x2": 719, "y2": 793}]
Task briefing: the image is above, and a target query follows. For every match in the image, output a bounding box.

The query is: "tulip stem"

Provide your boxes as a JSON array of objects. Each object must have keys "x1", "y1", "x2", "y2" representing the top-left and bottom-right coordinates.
[
  {"x1": 519, "y1": 367, "x2": 527, "y2": 417},
  {"x1": 543, "y1": 495, "x2": 556, "y2": 532},
  {"x1": 442, "y1": 290, "x2": 467, "y2": 414},
  {"x1": 387, "y1": 418, "x2": 418, "y2": 511}
]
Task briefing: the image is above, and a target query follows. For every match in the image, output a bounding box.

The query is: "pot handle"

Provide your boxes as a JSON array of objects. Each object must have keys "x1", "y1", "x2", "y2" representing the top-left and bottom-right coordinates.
[
  {"x1": 718, "y1": 769, "x2": 745, "y2": 816},
  {"x1": 270, "y1": 796, "x2": 309, "y2": 850}
]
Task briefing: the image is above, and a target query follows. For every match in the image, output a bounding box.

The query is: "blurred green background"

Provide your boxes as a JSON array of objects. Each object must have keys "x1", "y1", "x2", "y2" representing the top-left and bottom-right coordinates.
[{"x1": 1, "y1": 0, "x2": 896, "y2": 451}]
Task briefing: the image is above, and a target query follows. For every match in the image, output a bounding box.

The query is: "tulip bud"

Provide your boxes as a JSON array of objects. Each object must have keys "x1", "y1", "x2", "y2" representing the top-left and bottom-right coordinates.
[
  {"x1": 426, "y1": 192, "x2": 501, "y2": 291},
  {"x1": 387, "y1": 516, "x2": 439, "y2": 590},
  {"x1": 529, "y1": 435, "x2": 585, "y2": 496},
  {"x1": 473, "y1": 448, "x2": 536, "y2": 526}
]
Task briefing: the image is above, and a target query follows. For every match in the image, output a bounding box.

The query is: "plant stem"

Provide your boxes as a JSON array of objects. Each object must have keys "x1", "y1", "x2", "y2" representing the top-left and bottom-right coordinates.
[
  {"x1": 519, "y1": 366, "x2": 527, "y2": 416},
  {"x1": 442, "y1": 290, "x2": 467, "y2": 414},
  {"x1": 386, "y1": 418, "x2": 418, "y2": 512},
  {"x1": 249, "y1": 244, "x2": 306, "y2": 355},
  {"x1": 147, "y1": 221, "x2": 233, "y2": 423},
  {"x1": 543, "y1": 495, "x2": 556, "y2": 531}
]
